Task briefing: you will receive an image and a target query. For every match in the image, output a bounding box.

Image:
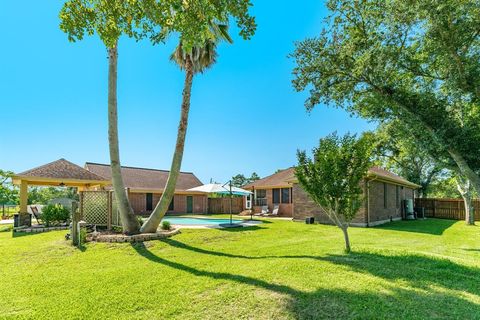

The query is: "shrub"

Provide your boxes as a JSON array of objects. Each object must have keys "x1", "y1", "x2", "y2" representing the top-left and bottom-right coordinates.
[
  {"x1": 42, "y1": 204, "x2": 70, "y2": 227},
  {"x1": 79, "y1": 227, "x2": 87, "y2": 245},
  {"x1": 112, "y1": 226, "x2": 123, "y2": 233},
  {"x1": 161, "y1": 221, "x2": 171, "y2": 231}
]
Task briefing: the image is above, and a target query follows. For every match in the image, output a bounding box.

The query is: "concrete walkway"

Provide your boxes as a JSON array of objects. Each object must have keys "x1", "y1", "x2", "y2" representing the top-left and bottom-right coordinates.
[{"x1": 0, "y1": 219, "x2": 14, "y2": 225}]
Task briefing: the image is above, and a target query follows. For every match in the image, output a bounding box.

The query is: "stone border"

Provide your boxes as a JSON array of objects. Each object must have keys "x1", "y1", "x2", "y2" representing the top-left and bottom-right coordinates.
[
  {"x1": 14, "y1": 226, "x2": 69, "y2": 233},
  {"x1": 90, "y1": 228, "x2": 180, "y2": 243}
]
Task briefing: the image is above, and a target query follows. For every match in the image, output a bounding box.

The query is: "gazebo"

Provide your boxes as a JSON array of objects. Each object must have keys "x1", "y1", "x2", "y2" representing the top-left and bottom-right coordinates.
[{"x1": 11, "y1": 159, "x2": 110, "y2": 227}]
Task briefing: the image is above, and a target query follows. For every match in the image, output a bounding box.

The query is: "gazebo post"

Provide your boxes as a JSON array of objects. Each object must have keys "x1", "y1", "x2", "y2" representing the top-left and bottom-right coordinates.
[{"x1": 18, "y1": 180, "x2": 31, "y2": 227}]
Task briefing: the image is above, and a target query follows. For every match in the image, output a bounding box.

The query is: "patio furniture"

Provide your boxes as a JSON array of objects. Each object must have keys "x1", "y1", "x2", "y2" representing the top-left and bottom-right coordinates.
[
  {"x1": 263, "y1": 205, "x2": 279, "y2": 217},
  {"x1": 30, "y1": 206, "x2": 41, "y2": 224},
  {"x1": 254, "y1": 206, "x2": 269, "y2": 216},
  {"x1": 271, "y1": 205, "x2": 279, "y2": 216}
]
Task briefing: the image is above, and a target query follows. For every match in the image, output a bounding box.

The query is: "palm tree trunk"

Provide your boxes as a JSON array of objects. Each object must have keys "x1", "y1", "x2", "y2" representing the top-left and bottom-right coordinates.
[
  {"x1": 108, "y1": 43, "x2": 140, "y2": 235},
  {"x1": 141, "y1": 58, "x2": 194, "y2": 233}
]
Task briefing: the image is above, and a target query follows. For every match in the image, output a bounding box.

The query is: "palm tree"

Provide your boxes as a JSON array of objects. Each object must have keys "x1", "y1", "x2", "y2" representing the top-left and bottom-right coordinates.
[
  {"x1": 107, "y1": 43, "x2": 141, "y2": 235},
  {"x1": 141, "y1": 24, "x2": 232, "y2": 233}
]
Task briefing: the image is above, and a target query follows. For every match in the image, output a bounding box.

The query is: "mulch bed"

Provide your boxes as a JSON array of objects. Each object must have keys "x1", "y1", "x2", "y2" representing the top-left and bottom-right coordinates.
[
  {"x1": 88, "y1": 228, "x2": 180, "y2": 243},
  {"x1": 14, "y1": 225, "x2": 69, "y2": 233}
]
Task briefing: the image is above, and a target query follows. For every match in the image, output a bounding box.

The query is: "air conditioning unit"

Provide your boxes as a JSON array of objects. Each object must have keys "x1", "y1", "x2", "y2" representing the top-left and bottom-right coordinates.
[{"x1": 404, "y1": 199, "x2": 415, "y2": 220}]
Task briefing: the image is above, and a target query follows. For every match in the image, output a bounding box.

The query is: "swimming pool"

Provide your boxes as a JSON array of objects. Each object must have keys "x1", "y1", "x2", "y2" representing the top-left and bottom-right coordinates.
[{"x1": 162, "y1": 217, "x2": 243, "y2": 226}]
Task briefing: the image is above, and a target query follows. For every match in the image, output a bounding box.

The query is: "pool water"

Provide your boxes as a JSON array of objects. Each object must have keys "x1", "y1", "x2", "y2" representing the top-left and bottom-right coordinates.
[{"x1": 162, "y1": 217, "x2": 243, "y2": 226}]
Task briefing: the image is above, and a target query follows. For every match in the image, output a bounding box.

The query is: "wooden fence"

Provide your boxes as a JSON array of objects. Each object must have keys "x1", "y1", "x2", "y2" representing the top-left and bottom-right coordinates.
[
  {"x1": 208, "y1": 197, "x2": 244, "y2": 214},
  {"x1": 415, "y1": 198, "x2": 480, "y2": 221}
]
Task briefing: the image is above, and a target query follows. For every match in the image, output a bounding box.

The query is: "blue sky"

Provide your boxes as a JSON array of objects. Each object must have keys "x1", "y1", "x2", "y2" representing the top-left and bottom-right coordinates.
[{"x1": 0, "y1": 1, "x2": 373, "y2": 183}]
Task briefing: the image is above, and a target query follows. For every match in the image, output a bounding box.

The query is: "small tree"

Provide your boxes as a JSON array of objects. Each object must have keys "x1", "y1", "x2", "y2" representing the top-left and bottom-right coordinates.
[
  {"x1": 295, "y1": 133, "x2": 374, "y2": 253},
  {"x1": 231, "y1": 174, "x2": 248, "y2": 188},
  {"x1": 248, "y1": 172, "x2": 260, "y2": 183},
  {"x1": 0, "y1": 170, "x2": 17, "y2": 217}
]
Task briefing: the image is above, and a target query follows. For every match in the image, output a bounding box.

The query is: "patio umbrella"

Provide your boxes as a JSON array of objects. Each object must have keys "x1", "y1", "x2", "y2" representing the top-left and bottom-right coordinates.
[
  {"x1": 187, "y1": 183, "x2": 252, "y2": 196},
  {"x1": 186, "y1": 183, "x2": 252, "y2": 226}
]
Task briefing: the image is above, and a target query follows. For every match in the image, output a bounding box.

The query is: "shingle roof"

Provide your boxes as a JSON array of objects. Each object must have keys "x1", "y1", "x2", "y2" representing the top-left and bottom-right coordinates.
[
  {"x1": 85, "y1": 162, "x2": 203, "y2": 191},
  {"x1": 367, "y1": 166, "x2": 420, "y2": 188},
  {"x1": 243, "y1": 168, "x2": 295, "y2": 189},
  {"x1": 244, "y1": 166, "x2": 420, "y2": 189},
  {"x1": 17, "y1": 159, "x2": 108, "y2": 181}
]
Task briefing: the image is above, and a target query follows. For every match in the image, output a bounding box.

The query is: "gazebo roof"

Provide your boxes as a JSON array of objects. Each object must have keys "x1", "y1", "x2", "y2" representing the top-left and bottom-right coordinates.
[{"x1": 12, "y1": 159, "x2": 109, "y2": 187}]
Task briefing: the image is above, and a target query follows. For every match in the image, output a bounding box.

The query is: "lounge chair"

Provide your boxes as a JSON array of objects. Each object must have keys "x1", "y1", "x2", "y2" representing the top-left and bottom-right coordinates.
[
  {"x1": 270, "y1": 205, "x2": 279, "y2": 216},
  {"x1": 263, "y1": 205, "x2": 279, "y2": 217},
  {"x1": 254, "y1": 206, "x2": 269, "y2": 216},
  {"x1": 30, "y1": 206, "x2": 41, "y2": 224}
]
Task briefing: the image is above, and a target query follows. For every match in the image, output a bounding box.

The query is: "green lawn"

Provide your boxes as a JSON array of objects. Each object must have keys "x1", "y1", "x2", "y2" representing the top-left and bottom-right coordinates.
[{"x1": 1, "y1": 217, "x2": 480, "y2": 319}]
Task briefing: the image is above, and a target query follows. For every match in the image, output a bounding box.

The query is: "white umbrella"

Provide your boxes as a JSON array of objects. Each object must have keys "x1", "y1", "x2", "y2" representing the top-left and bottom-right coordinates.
[
  {"x1": 187, "y1": 182, "x2": 252, "y2": 226},
  {"x1": 187, "y1": 183, "x2": 252, "y2": 196}
]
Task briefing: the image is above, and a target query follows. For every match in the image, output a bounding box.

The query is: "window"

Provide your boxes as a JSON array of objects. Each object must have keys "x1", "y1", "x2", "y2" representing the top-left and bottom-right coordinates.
[
  {"x1": 281, "y1": 188, "x2": 291, "y2": 204},
  {"x1": 168, "y1": 197, "x2": 174, "y2": 211},
  {"x1": 272, "y1": 189, "x2": 280, "y2": 204},
  {"x1": 383, "y1": 183, "x2": 388, "y2": 209},
  {"x1": 396, "y1": 186, "x2": 400, "y2": 208},
  {"x1": 146, "y1": 193, "x2": 153, "y2": 211},
  {"x1": 255, "y1": 189, "x2": 267, "y2": 206}
]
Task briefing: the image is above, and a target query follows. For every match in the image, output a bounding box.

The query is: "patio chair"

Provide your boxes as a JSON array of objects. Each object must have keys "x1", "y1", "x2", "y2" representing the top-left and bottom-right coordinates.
[
  {"x1": 254, "y1": 206, "x2": 269, "y2": 216},
  {"x1": 270, "y1": 205, "x2": 280, "y2": 216},
  {"x1": 30, "y1": 206, "x2": 41, "y2": 224},
  {"x1": 263, "y1": 205, "x2": 279, "y2": 217}
]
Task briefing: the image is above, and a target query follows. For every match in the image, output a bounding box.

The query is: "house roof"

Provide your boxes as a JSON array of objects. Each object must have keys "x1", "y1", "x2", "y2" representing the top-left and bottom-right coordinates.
[
  {"x1": 244, "y1": 166, "x2": 420, "y2": 189},
  {"x1": 12, "y1": 159, "x2": 109, "y2": 186},
  {"x1": 85, "y1": 162, "x2": 204, "y2": 192},
  {"x1": 243, "y1": 168, "x2": 295, "y2": 189},
  {"x1": 366, "y1": 166, "x2": 421, "y2": 188}
]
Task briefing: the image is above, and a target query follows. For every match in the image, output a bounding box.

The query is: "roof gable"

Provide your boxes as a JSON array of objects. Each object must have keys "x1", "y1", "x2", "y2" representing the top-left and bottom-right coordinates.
[
  {"x1": 85, "y1": 162, "x2": 203, "y2": 191},
  {"x1": 17, "y1": 159, "x2": 107, "y2": 182},
  {"x1": 243, "y1": 168, "x2": 295, "y2": 189}
]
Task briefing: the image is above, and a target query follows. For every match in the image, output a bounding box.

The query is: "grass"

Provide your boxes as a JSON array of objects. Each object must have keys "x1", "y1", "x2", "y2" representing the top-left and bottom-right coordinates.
[{"x1": 1, "y1": 217, "x2": 480, "y2": 319}]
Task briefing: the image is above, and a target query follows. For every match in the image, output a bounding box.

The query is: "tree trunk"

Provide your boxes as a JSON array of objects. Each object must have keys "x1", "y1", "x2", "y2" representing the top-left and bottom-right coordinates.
[
  {"x1": 449, "y1": 149, "x2": 480, "y2": 198},
  {"x1": 141, "y1": 58, "x2": 194, "y2": 233},
  {"x1": 455, "y1": 175, "x2": 475, "y2": 225},
  {"x1": 340, "y1": 225, "x2": 351, "y2": 253},
  {"x1": 107, "y1": 43, "x2": 140, "y2": 235}
]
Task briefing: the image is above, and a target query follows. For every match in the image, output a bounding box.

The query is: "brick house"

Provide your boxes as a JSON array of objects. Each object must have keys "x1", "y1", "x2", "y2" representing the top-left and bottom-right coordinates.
[
  {"x1": 243, "y1": 166, "x2": 420, "y2": 226},
  {"x1": 85, "y1": 163, "x2": 207, "y2": 215}
]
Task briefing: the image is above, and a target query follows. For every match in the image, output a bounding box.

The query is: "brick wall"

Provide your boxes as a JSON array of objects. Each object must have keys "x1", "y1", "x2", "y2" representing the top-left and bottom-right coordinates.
[
  {"x1": 292, "y1": 181, "x2": 415, "y2": 226},
  {"x1": 367, "y1": 181, "x2": 415, "y2": 223},
  {"x1": 252, "y1": 187, "x2": 293, "y2": 217},
  {"x1": 292, "y1": 183, "x2": 366, "y2": 224},
  {"x1": 128, "y1": 192, "x2": 207, "y2": 215}
]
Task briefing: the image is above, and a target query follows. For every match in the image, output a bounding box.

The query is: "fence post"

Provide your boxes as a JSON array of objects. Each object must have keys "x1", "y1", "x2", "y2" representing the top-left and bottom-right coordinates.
[
  {"x1": 72, "y1": 202, "x2": 80, "y2": 247},
  {"x1": 432, "y1": 199, "x2": 436, "y2": 218}
]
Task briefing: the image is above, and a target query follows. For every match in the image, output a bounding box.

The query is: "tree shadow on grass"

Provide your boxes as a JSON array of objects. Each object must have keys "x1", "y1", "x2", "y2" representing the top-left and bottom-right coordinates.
[
  {"x1": 217, "y1": 225, "x2": 264, "y2": 232},
  {"x1": 320, "y1": 251, "x2": 480, "y2": 297},
  {"x1": 12, "y1": 231, "x2": 43, "y2": 238},
  {"x1": 374, "y1": 218, "x2": 457, "y2": 235},
  {"x1": 132, "y1": 242, "x2": 480, "y2": 319}
]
